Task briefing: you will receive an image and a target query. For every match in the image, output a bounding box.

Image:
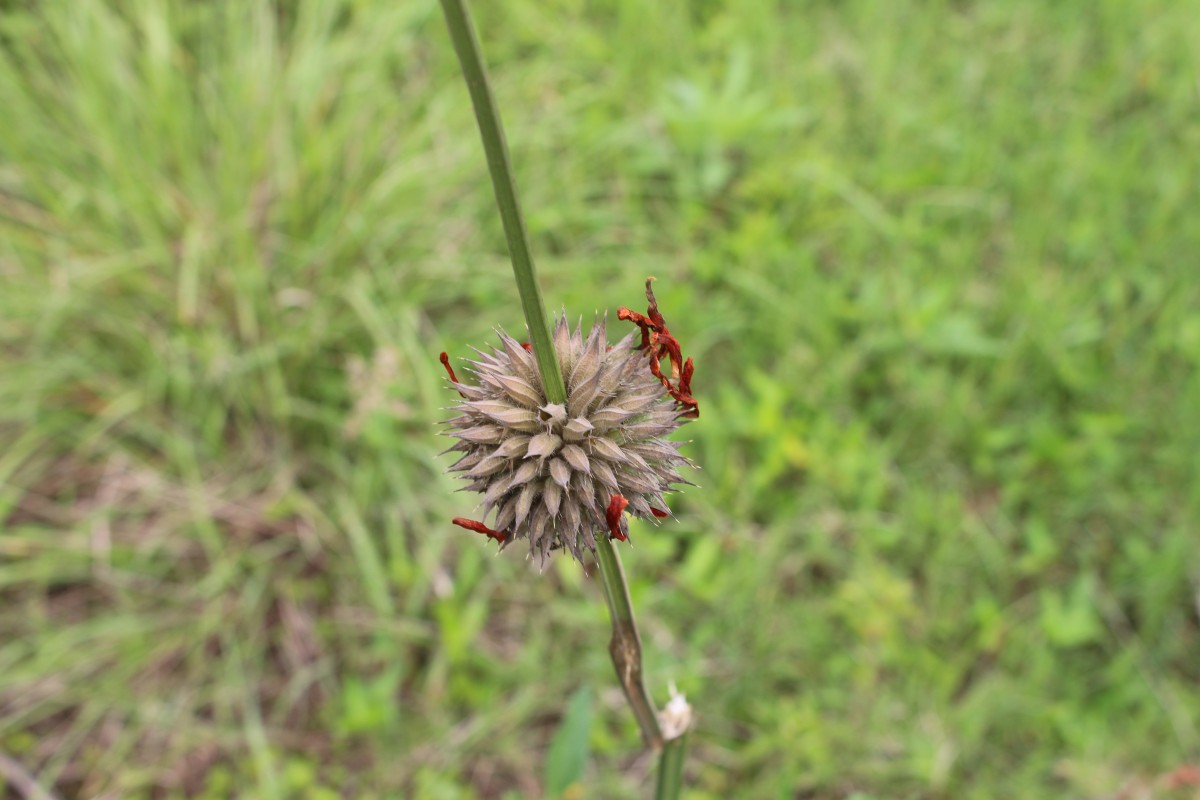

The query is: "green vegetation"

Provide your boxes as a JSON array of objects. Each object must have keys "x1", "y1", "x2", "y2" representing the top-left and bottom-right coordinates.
[{"x1": 2, "y1": 0, "x2": 1199, "y2": 797}]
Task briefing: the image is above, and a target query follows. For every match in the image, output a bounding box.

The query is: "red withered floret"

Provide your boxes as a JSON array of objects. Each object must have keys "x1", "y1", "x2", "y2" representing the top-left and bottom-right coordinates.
[
  {"x1": 605, "y1": 495, "x2": 630, "y2": 541},
  {"x1": 452, "y1": 517, "x2": 509, "y2": 543},
  {"x1": 439, "y1": 351, "x2": 459, "y2": 383},
  {"x1": 617, "y1": 278, "x2": 699, "y2": 419}
]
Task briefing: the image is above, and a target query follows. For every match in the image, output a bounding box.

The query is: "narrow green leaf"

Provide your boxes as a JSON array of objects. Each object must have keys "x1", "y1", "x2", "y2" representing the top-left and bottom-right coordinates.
[{"x1": 544, "y1": 686, "x2": 593, "y2": 798}]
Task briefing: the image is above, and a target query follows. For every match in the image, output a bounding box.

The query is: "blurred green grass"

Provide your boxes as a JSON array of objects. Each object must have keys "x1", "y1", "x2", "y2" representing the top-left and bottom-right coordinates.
[{"x1": 2, "y1": 0, "x2": 1199, "y2": 797}]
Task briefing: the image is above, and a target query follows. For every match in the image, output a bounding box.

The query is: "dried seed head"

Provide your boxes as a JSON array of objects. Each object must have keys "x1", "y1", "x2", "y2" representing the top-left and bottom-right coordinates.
[{"x1": 443, "y1": 315, "x2": 694, "y2": 565}]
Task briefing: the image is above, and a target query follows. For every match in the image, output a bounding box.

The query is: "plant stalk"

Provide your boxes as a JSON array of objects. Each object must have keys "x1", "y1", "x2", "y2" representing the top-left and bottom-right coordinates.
[
  {"x1": 655, "y1": 733, "x2": 688, "y2": 800},
  {"x1": 437, "y1": 0, "x2": 565, "y2": 405},
  {"x1": 438, "y1": 2, "x2": 689, "y2": 795},
  {"x1": 594, "y1": 534, "x2": 664, "y2": 750}
]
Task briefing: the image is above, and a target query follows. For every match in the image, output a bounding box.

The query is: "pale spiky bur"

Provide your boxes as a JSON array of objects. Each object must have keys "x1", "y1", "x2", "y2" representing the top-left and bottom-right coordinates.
[{"x1": 442, "y1": 315, "x2": 693, "y2": 565}]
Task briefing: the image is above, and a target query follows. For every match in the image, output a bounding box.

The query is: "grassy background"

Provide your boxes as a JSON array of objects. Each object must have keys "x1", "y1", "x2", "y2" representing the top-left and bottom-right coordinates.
[{"x1": 2, "y1": 0, "x2": 1199, "y2": 797}]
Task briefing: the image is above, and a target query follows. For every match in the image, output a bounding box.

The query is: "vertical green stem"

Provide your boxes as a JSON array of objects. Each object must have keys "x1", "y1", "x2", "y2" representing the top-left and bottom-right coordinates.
[
  {"x1": 438, "y1": 2, "x2": 689, "y2": 796},
  {"x1": 437, "y1": 0, "x2": 565, "y2": 405},
  {"x1": 594, "y1": 535, "x2": 664, "y2": 750},
  {"x1": 655, "y1": 734, "x2": 688, "y2": 800}
]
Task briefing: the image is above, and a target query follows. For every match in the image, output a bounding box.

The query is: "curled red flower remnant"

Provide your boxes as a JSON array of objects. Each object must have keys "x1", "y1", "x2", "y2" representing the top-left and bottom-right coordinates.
[
  {"x1": 452, "y1": 517, "x2": 509, "y2": 543},
  {"x1": 439, "y1": 352, "x2": 459, "y2": 383},
  {"x1": 617, "y1": 278, "x2": 699, "y2": 418},
  {"x1": 650, "y1": 507, "x2": 670, "y2": 519},
  {"x1": 605, "y1": 494, "x2": 630, "y2": 541},
  {"x1": 440, "y1": 351, "x2": 469, "y2": 399}
]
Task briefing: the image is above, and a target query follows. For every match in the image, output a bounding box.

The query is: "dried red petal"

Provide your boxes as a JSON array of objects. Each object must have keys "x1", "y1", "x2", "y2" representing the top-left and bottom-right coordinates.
[
  {"x1": 644, "y1": 279, "x2": 667, "y2": 330},
  {"x1": 439, "y1": 351, "x2": 459, "y2": 383},
  {"x1": 618, "y1": 278, "x2": 699, "y2": 418},
  {"x1": 680, "y1": 358, "x2": 694, "y2": 395},
  {"x1": 650, "y1": 507, "x2": 669, "y2": 519},
  {"x1": 452, "y1": 517, "x2": 508, "y2": 543},
  {"x1": 617, "y1": 306, "x2": 656, "y2": 351},
  {"x1": 605, "y1": 494, "x2": 629, "y2": 541},
  {"x1": 658, "y1": 330, "x2": 684, "y2": 383}
]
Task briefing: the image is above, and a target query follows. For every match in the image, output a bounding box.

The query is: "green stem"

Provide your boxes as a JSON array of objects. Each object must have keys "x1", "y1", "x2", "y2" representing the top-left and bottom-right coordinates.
[
  {"x1": 438, "y1": 0, "x2": 565, "y2": 405},
  {"x1": 594, "y1": 535, "x2": 664, "y2": 750},
  {"x1": 655, "y1": 733, "x2": 688, "y2": 800}
]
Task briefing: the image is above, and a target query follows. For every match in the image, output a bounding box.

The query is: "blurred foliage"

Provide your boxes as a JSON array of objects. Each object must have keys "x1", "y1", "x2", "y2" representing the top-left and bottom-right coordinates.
[{"x1": 1, "y1": 0, "x2": 1199, "y2": 798}]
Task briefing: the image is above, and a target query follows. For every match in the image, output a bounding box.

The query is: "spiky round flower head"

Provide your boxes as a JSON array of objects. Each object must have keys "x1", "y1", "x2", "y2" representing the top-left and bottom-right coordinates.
[{"x1": 442, "y1": 314, "x2": 693, "y2": 565}]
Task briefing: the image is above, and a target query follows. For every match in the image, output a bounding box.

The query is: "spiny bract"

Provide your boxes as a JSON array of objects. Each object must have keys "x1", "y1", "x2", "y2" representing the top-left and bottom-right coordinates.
[{"x1": 443, "y1": 315, "x2": 693, "y2": 565}]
